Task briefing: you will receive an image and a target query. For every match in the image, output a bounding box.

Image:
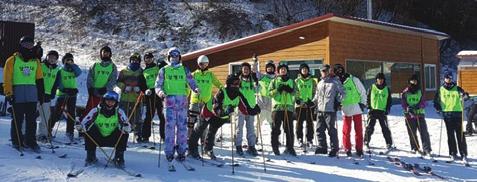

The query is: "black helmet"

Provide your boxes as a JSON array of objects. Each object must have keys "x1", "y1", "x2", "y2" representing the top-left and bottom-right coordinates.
[
  {"x1": 241, "y1": 62, "x2": 251, "y2": 69},
  {"x1": 408, "y1": 74, "x2": 419, "y2": 84},
  {"x1": 100, "y1": 46, "x2": 112, "y2": 54},
  {"x1": 46, "y1": 50, "x2": 59, "y2": 59},
  {"x1": 299, "y1": 63, "x2": 309, "y2": 71},
  {"x1": 375, "y1": 73, "x2": 385, "y2": 80},
  {"x1": 130, "y1": 52, "x2": 141, "y2": 63},
  {"x1": 62, "y1": 53, "x2": 74, "y2": 63},
  {"x1": 265, "y1": 60, "x2": 275, "y2": 69},
  {"x1": 444, "y1": 71, "x2": 453, "y2": 79},
  {"x1": 19, "y1": 36, "x2": 34, "y2": 45},
  {"x1": 226, "y1": 73, "x2": 240, "y2": 86},
  {"x1": 144, "y1": 52, "x2": 154, "y2": 59},
  {"x1": 277, "y1": 63, "x2": 288, "y2": 72}
]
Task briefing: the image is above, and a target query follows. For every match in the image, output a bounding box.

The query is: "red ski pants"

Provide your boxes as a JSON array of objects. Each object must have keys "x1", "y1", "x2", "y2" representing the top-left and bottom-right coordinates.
[{"x1": 342, "y1": 114, "x2": 363, "y2": 151}]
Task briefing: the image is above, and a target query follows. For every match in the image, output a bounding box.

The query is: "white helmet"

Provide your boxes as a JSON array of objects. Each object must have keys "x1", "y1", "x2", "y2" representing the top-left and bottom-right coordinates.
[{"x1": 197, "y1": 55, "x2": 209, "y2": 64}]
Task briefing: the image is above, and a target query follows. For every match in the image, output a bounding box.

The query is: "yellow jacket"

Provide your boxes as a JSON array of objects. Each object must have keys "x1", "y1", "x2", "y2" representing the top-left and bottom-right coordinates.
[{"x1": 3, "y1": 52, "x2": 43, "y2": 97}]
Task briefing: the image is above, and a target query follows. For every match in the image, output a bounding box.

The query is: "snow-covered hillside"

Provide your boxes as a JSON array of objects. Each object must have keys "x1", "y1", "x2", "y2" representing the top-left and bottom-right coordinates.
[{"x1": 0, "y1": 103, "x2": 476, "y2": 181}]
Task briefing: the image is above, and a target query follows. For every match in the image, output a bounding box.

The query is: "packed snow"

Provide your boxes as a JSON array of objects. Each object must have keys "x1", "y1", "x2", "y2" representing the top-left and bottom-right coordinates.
[{"x1": 0, "y1": 101, "x2": 476, "y2": 181}]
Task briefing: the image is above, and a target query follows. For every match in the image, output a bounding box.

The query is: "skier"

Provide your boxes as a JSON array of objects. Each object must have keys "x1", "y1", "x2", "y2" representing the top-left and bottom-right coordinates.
[
  {"x1": 37, "y1": 50, "x2": 60, "y2": 143},
  {"x1": 116, "y1": 52, "x2": 147, "y2": 142},
  {"x1": 256, "y1": 60, "x2": 276, "y2": 130},
  {"x1": 49, "y1": 53, "x2": 82, "y2": 143},
  {"x1": 333, "y1": 64, "x2": 367, "y2": 157},
  {"x1": 464, "y1": 97, "x2": 477, "y2": 136},
  {"x1": 434, "y1": 72, "x2": 469, "y2": 162},
  {"x1": 82, "y1": 46, "x2": 118, "y2": 121},
  {"x1": 364, "y1": 73, "x2": 393, "y2": 151},
  {"x1": 402, "y1": 74, "x2": 432, "y2": 156},
  {"x1": 142, "y1": 52, "x2": 167, "y2": 142},
  {"x1": 195, "y1": 74, "x2": 260, "y2": 159},
  {"x1": 3, "y1": 36, "x2": 45, "y2": 152},
  {"x1": 76, "y1": 91, "x2": 131, "y2": 168},
  {"x1": 269, "y1": 64, "x2": 297, "y2": 156},
  {"x1": 235, "y1": 62, "x2": 259, "y2": 156},
  {"x1": 155, "y1": 47, "x2": 199, "y2": 163},
  {"x1": 187, "y1": 55, "x2": 223, "y2": 158},
  {"x1": 314, "y1": 65, "x2": 344, "y2": 157},
  {"x1": 294, "y1": 63, "x2": 316, "y2": 148}
]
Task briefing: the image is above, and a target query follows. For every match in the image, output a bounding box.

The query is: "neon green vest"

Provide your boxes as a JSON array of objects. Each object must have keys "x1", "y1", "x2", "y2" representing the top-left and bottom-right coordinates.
[
  {"x1": 191, "y1": 70, "x2": 214, "y2": 103},
  {"x1": 143, "y1": 66, "x2": 160, "y2": 89},
  {"x1": 92, "y1": 62, "x2": 113, "y2": 88},
  {"x1": 439, "y1": 86, "x2": 463, "y2": 112},
  {"x1": 370, "y1": 84, "x2": 389, "y2": 111},
  {"x1": 163, "y1": 65, "x2": 187, "y2": 96},
  {"x1": 296, "y1": 77, "x2": 314, "y2": 102},
  {"x1": 272, "y1": 77, "x2": 294, "y2": 109},
  {"x1": 405, "y1": 90, "x2": 425, "y2": 115},
  {"x1": 240, "y1": 79, "x2": 257, "y2": 107},
  {"x1": 342, "y1": 76, "x2": 361, "y2": 106},
  {"x1": 57, "y1": 69, "x2": 77, "y2": 96},
  {"x1": 205, "y1": 88, "x2": 240, "y2": 119},
  {"x1": 259, "y1": 76, "x2": 273, "y2": 97},
  {"x1": 12, "y1": 56, "x2": 37, "y2": 85},
  {"x1": 42, "y1": 63, "x2": 60, "y2": 95},
  {"x1": 95, "y1": 110, "x2": 119, "y2": 137}
]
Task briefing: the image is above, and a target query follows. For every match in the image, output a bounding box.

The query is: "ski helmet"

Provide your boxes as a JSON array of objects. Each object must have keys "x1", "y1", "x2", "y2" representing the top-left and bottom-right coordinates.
[
  {"x1": 167, "y1": 47, "x2": 181, "y2": 59},
  {"x1": 375, "y1": 73, "x2": 385, "y2": 80},
  {"x1": 226, "y1": 73, "x2": 240, "y2": 86},
  {"x1": 47, "y1": 50, "x2": 59, "y2": 59},
  {"x1": 100, "y1": 46, "x2": 112, "y2": 54},
  {"x1": 265, "y1": 60, "x2": 275, "y2": 69},
  {"x1": 130, "y1": 52, "x2": 141, "y2": 63},
  {"x1": 444, "y1": 71, "x2": 453, "y2": 79},
  {"x1": 299, "y1": 63, "x2": 309, "y2": 71},
  {"x1": 103, "y1": 91, "x2": 119, "y2": 102},
  {"x1": 62, "y1": 53, "x2": 74, "y2": 64},
  {"x1": 19, "y1": 36, "x2": 34, "y2": 46},
  {"x1": 144, "y1": 52, "x2": 154, "y2": 59},
  {"x1": 277, "y1": 63, "x2": 288, "y2": 72},
  {"x1": 197, "y1": 55, "x2": 209, "y2": 64}
]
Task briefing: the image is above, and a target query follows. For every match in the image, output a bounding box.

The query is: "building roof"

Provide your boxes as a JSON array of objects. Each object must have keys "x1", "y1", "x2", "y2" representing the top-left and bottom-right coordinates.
[
  {"x1": 183, "y1": 13, "x2": 448, "y2": 61},
  {"x1": 457, "y1": 50, "x2": 477, "y2": 57}
]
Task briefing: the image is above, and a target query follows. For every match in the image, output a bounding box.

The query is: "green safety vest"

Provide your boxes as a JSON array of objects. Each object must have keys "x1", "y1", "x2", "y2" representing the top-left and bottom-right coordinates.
[
  {"x1": 92, "y1": 62, "x2": 113, "y2": 88},
  {"x1": 95, "y1": 110, "x2": 119, "y2": 137},
  {"x1": 57, "y1": 69, "x2": 77, "y2": 96},
  {"x1": 12, "y1": 56, "x2": 37, "y2": 85},
  {"x1": 143, "y1": 66, "x2": 160, "y2": 89},
  {"x1": 439, "y1": 86, "x2": 463, "y2": 112},
  {"x1": 191, "y1": 70, "x2": 214, "y2": 103},
  {"x1": 206, "y1": 88, "x2": 240, "y2": 119},
  {"x1": 296, "y1": 77, "x2": 314, "y2": 102},
  {"x1": 163, "y1": 65, "x2": 187, "y2": 96},
  {"x1": 405, "y1": 90, "x2": 425, "y2": 115},
  {"x1": 42, "y1": 63, "x2": 60, "y2": 95},
  {"x1": 240, "y1": 79, "x2": 257, "y2": 107},
  {"x1": 342, "y1": 76, "x2": 361, "y2": 106},
  {"x1": 370, "y1": 84, "x2": 389, "y2": 111},
  {"x1": 259, "y1": 76, "x2": 273, "y2": 97},
  {"x1": 272, "y1": 77, "x2": 294, "y2": 109}
]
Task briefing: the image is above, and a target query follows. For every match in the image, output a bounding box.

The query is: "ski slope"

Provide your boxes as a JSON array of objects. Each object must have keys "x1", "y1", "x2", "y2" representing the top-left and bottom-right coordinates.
[{"x1": 0, "y1": 103, "x2": 476, "y2": 182}]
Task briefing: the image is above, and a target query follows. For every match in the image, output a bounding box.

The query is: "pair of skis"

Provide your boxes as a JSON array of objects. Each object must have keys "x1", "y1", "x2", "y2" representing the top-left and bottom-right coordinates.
[
  {"x1": 168, "y1": 160, "x2": 195, "y2": 172},
  {"x1": 67, "y1": 162, "x2": 142, "y2": 178},
  {"x1": 387, "y1": 156, "x2": 445, "y2": 179}
]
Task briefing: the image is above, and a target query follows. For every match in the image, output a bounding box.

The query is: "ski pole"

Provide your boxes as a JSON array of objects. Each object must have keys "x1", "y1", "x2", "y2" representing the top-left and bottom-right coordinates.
[
  {"x1": 10, "y1": 104, "x2": 24, "y2": 156},
  {"x1": 404, "y1": 114, "x2": 422, "y2": 154},
  {"x1": 461, "y1": 98, "x2": 465, "y2": 145},
  {"x1": 158, "y1": 131, "x2": 163, "y2": 168},
  {"x1": 438, "y1": 114, "x2": 443, "y2": 157},
  {"x1": 284, "y1": 96, "x2": 293, "y2": 154},
  {"x1": 53, "y1": 96, "x2": 70, "y2": 138},
  {"x1": 39, "y1": 104, "x2": 56, "y2": 154},
  {"x1": 256, "y1": 113, "x2": 267, "y2": 173},
  {"x1": 231, "y1": 112, "x2": 236, "y2": 174},
  {"x1": 149, "y1": 95, "x2": 156, "y2": 149},
  {"x1": 105, "y1": 93, "x2": 143, "y2": 168}
]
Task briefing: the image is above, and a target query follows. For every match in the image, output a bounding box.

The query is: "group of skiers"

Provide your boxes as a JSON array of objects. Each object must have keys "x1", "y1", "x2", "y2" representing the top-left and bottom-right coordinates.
[{"x1": 3, "y1": 36, "x2": 472, "y2": 170}]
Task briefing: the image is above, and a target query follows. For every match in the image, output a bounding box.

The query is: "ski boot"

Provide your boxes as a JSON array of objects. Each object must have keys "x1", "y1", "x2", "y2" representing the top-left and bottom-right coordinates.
[
  {"x1": 272, "y1": 146, "x2": 280, "y2": 156},
  {"x1": 204, "y1": 150, "x2": 217, "y2": 160},
  {"x1": 66, "y1": 132, "x2": 74, "y2": 144},
  {"x1": 356, "y1": 150, "x2": 364, "y2": 158},
  {"x1": 315, "y1": 147, "x2": 327, "y2": 155},
  {"x1": 236, "y1": 146, "x2": 244, "y2": 156},
  {"x1": 85, "y1": 149, "x2": 98, "y2": 166},
  {"x1": 176, "y1": 153, "x2": 186, "y2": 162},
  {"x1": 113, "y1": 151, "x2": 125, "y2": 169},
  {"x1": 187, "y1": 147, "x2": 201, "y2": 159},
  {"x1": 328, "y1": 149, "x2": 338, "y2": 157},
  {"x1": 247, "y1": 146, "x2": 259, "y2": 156},
  {"x1": 283, "y1": 148, "x2": 297, "y2": 156},
  {"x1": 346, "y1": 150, "x2": 352, "y2": 157}
]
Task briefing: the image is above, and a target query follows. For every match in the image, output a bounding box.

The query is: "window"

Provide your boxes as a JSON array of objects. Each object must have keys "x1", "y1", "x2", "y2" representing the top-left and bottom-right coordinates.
[
  {"x1": 424, "y1": 64, "x2": 437, "y2": 90},
  {"x1": 279, "y1": 60, "x2": 323, "y2": 79},
  {"x1": 346, "y1": 60, "x2": 383, "y2": 91},
  {"x1": 228, "y1": 61, "x2": 258, "y2": 75}
]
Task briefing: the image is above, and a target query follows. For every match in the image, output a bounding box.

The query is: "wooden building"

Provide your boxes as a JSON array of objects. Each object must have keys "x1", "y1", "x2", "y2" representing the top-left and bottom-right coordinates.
[
  {"x1": 182, "y1": 13, "x2": 448, "y2": 99},
  {"x1": 457, "y1": 51, "x2": 477, "y2": 96}
]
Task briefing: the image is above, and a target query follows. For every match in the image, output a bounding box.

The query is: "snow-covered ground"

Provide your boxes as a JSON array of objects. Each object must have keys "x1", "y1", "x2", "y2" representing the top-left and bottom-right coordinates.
[{"x1": 0, "y1": 102, "x2": 476, "y2": 182}]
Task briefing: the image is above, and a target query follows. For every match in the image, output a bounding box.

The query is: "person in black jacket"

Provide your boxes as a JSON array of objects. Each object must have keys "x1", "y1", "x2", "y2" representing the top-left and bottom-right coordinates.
[
  {"x1": 364, "y1": 73, "x2": 393, "y2": 151},
  {"x1": 434, "y1": 72, "x2": 469, "y2": 162}
]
